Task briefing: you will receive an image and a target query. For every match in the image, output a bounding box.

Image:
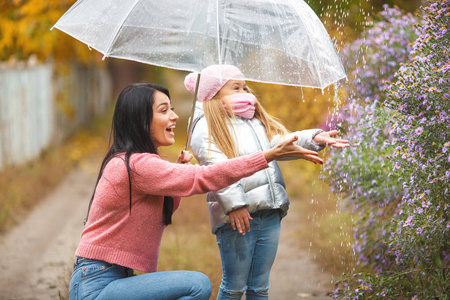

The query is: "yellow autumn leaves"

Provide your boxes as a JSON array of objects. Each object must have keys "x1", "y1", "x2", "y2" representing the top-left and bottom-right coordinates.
[
  {"x1": 0, "y1": 0, "x2": 95, "y2": 63},
  {"x1": 251, "y1": 82, "x2": 347, "y2": 133}
]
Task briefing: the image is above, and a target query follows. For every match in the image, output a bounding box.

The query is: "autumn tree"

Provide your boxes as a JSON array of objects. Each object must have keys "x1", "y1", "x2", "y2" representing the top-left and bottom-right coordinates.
[{"x1": 0, "y1": 0, "x2": 96, "y2": 63}]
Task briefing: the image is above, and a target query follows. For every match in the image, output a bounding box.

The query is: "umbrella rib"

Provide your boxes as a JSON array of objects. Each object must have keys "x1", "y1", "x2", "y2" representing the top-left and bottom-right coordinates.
[
  {"x1": 215, "y1": 0, "x2": 223, "y2": 80},
  {"x1": 103, "y1": 0, "x2": 141, "y2": 58},
  {"x1": 50, "y1": 0, "x2": 84, "y2": 31},
  {"x1": 286, "y1": 0, "x2": 324, "y2": 87}
]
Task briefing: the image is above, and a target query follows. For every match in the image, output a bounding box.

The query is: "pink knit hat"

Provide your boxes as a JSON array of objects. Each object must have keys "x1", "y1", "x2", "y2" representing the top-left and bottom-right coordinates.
[{"x1": 184, "y1": 65, "x2": 245, "y2": 102}]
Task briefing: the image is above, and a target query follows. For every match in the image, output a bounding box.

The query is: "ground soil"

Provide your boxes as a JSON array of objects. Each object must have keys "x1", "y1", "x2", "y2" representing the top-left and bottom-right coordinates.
[
  {"x1": 0, "y1": 166, "x2": 334, "y2": 300},
  {"x1": 269, "y1": 202, "x2": 334, "y2": 300}
]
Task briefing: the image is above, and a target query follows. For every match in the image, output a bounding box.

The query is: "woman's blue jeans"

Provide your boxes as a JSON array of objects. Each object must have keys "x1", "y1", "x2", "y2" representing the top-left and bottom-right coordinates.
[
  {"x1": 68, "y1": 257, "x2": 212, "y2": 300},
  {"x1": 215, "y1": 209, "x2": 281, "y2": 300}
]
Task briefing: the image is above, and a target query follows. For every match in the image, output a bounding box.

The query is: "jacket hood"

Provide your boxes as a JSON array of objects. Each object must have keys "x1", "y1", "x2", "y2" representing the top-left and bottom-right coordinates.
[
  {"x1": 188, "y1": 101, "x2": 205, "y2": 137},
  {"x1": 192, "y1": 101, "x2": 204, "y2": 121}
]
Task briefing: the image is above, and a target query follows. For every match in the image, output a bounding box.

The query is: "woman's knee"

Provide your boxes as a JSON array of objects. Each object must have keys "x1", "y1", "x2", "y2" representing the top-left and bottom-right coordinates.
[{"x1": 188, "y1": 271, "x2": 212, "y2": 300}]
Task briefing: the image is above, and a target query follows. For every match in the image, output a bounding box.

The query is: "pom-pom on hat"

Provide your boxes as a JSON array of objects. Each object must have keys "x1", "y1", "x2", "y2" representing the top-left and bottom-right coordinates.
[{"x1": 184, "y1": 65, "x2": 244, "y2": 102}]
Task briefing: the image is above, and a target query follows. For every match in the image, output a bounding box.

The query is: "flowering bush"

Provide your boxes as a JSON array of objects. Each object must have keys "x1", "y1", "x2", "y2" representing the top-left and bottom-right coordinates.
[
  {"x1": 324, "y1": 1, "x2": 449, "y2": 298},
  {"x1": 323, "y1": 5, "x2": 417, "y2": 272},
  {"x1": 383, "y1": 0, "x2": 449, "y2": 295}
]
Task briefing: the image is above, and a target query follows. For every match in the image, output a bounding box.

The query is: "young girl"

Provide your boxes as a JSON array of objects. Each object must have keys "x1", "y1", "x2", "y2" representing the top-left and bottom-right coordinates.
[
  {"x1": 185, "y1": 65, "x2": 349, "y2": 299},
  {"x1": 68, "y1": 82, "x2": 320, "y2": 300}
]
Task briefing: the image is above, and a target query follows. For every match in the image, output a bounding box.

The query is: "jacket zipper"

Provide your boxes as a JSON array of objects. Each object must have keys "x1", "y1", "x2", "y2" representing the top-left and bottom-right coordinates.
[{"x1": 246, "y1": 119, "x2": 277, "y2": 206}]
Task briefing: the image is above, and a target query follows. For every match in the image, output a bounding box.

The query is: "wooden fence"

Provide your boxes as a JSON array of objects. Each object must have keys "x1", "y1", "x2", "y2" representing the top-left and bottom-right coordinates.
[{"x1": 0, "y1": 62, "x2": 113, "y2": 170}]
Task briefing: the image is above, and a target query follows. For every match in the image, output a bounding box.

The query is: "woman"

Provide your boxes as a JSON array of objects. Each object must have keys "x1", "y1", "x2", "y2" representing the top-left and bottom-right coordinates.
[{"x1": 68, "y1": 82, "x2": 322, "y2": 300}]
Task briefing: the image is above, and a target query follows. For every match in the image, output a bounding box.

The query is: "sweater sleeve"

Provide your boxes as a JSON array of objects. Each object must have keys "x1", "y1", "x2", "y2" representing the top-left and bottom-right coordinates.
[{"x1": 130, "y1": 152, "x2": 268, "y2": 197}]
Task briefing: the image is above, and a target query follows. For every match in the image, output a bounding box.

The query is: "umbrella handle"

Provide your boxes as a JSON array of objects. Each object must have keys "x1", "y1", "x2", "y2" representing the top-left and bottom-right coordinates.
[{"x1": 184, "y1": 73, "x2": 201, "y2": 151}]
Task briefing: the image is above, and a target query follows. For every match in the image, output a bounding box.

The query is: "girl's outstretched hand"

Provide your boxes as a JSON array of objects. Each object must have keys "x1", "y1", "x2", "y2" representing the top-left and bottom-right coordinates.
[
  {"x1": 176, "y1": 150, "x2": 194, "y2": 164},
  {"x1": 228, "y1": 206, "x2": 253, "y2": 235},
  {"x1": 313, "y1": 130, "x2": 350, "y2": 148},
  {"x1": 263, "y1": 136, "x2": 323, "y2": 164}
]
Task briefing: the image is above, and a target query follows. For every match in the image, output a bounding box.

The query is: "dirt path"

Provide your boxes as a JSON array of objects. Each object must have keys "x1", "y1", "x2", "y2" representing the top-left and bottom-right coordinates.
[
  {"x1": 269, "y1": 199, "x2": 334, "y2": 299},
  {"x1": 0, "y1": 166, "x2": 333, "y2": 300},
  {"x1": 0, "y1": 167, "x2": 96, "y2": 300}
]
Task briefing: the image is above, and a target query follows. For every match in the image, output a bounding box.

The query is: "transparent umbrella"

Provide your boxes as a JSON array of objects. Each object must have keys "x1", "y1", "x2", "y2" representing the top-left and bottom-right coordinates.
[{"x1": 52, "y1": 0, "x2": 346, "y2": 148}]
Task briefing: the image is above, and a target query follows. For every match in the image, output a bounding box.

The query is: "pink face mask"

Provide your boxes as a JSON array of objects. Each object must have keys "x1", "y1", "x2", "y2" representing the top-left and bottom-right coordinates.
[{"x1": 224, "y1": 93, "x2": 257, "y2": 119}]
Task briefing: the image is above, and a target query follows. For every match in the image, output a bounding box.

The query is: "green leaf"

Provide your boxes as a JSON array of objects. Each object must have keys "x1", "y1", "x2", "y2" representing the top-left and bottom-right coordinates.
[{"x1": 434, "y1": 255, "x2": 442, "y2": 268}]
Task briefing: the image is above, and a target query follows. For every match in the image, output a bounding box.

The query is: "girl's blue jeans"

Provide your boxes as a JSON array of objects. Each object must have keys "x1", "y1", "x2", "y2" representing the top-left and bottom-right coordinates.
[
  {"x1": 68, "y1": 257, "x2": 212, "y2": 300},
  {"x1": 215, "y1": 209, "x2": 281, "y2": 300}
]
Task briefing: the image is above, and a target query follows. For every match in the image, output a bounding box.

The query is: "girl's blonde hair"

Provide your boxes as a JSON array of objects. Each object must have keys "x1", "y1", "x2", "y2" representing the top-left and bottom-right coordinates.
[{"x1": 203, "y1": 94, "x2": 289, "y2": 159}]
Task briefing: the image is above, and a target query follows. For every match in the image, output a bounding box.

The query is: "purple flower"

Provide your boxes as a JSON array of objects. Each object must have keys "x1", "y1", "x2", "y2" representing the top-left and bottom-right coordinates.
[
  {"x1": 403, "y1": 216, "x2": 414, "y2": 227},
  {"x1": 415, "y1": 127, "x2": 423, "y2": 135}
]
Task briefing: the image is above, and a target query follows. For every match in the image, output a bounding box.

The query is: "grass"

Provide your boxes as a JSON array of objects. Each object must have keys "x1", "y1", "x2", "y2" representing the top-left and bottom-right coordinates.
[
  {"x1": 158, "y1": 193, "x2": 223, "y2": 296},
  {"x1": 0, "y1": 106, "x2": 112, "y2": 233}
]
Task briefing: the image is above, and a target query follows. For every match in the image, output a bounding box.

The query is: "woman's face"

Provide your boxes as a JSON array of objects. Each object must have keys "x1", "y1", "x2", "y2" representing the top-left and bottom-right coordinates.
[
  {"x1": 216, "y1": 79, "x2": 249, "y2": 98},
  {"x1": 150, "y1": 91, "x2": 179, "y2": 148}
]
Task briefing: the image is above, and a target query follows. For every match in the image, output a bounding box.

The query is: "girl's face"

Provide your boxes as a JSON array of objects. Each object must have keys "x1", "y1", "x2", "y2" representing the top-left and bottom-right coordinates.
[
  {"x1": 216, "y1": 80, "x2": 249, "y2": 98},
  {"x1": 150, "y1": 91, "x2": 179, "y2": 148}
]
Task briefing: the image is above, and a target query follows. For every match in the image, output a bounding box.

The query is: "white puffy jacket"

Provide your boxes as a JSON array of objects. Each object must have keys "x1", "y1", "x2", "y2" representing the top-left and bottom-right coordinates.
[{"x1": 189, "y1": 101, "x2": 324, "y2": 233}]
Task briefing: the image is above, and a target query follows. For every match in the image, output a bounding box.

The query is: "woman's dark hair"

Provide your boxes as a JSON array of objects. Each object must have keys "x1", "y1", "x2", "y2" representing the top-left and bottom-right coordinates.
[{"x1": 85, "y1": 83, "x2": 174, "y2": 225}]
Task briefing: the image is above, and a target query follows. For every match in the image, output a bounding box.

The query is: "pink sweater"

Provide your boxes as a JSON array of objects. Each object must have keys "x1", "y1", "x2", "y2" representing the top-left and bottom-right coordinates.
[{"x1": 76, "y1": 151, "x2": 268, "y2": 273}]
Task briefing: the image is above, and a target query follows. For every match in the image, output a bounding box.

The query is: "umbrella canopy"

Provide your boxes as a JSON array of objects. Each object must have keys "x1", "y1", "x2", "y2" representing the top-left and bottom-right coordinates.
[{"x1": 52, "y1": 0, "x2": 346, "y2": 89}]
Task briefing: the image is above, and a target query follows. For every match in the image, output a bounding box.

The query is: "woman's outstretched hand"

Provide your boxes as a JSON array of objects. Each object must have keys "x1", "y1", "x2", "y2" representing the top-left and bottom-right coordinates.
[
  {"x1": 263, "y1": 136, "x2": 323, "y2": 164},
  {"x1": 313, "y1": 130, "x2": 350, "y2": 148},
  {"x1": 176, "y1": 150, "x2": 194, "y2": 164}
]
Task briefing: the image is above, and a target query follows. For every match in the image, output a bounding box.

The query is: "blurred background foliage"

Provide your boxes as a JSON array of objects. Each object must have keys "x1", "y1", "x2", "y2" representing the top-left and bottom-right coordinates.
[{"x1": 0, "y1": 0, "x2": 97, "y2": 62}]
